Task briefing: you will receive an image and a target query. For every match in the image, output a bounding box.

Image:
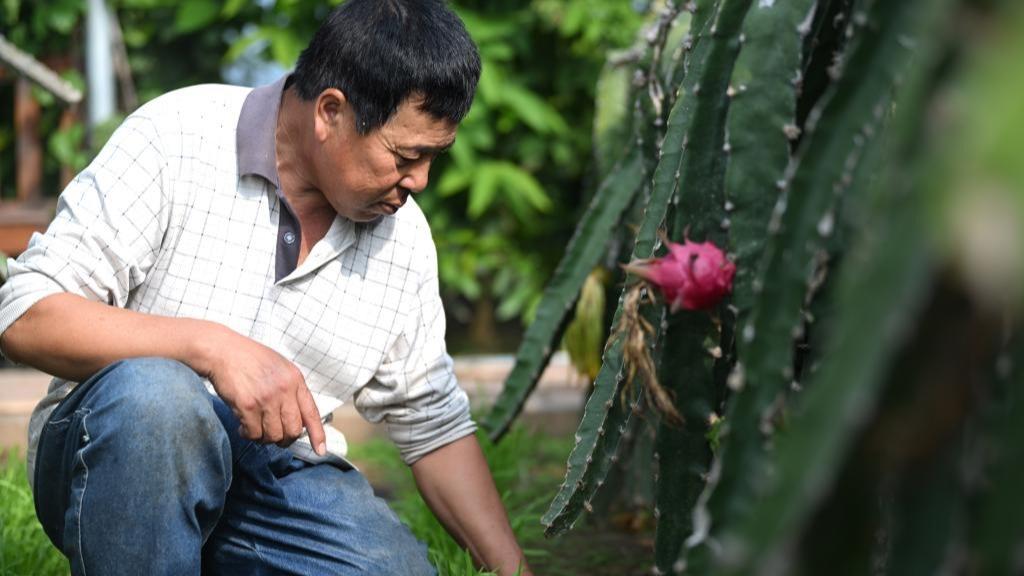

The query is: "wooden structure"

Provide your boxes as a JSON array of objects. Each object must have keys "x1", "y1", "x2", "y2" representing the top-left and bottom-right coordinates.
[{"x1": 0, "y1": 35, "x2": 82, "y2": 257}]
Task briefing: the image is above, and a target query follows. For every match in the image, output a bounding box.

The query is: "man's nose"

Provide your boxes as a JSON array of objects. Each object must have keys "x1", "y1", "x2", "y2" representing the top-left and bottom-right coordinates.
[{"x1": 399, "y1": 161, "x2": 431, "y2": 193}]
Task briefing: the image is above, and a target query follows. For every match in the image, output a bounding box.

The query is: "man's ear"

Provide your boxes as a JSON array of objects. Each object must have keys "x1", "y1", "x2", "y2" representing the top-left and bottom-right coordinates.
[{"x1": 314, "y1": 88, "x2": 349, "y2": 142}]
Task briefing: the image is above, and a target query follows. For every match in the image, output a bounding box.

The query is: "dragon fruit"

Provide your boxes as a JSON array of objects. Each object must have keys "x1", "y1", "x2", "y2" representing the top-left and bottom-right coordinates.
[{"x1": 624, "y1": 238, "x2": 736, "y2": 312}]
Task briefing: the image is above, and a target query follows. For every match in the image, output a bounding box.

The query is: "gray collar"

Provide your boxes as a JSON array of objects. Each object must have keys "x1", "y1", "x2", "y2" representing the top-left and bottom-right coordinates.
[{"x1": 236, "y1": 74, "x2": 290, "y2": 188}]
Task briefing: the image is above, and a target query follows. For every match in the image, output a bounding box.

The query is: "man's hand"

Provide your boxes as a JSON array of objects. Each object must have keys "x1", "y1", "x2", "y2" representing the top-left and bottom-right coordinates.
[
  {"x1": 196, "y1": 326, "x2": 327, "y2": 454},
  {"x1": 412, "y1": 434, "x2": 532, "y2": 576}
]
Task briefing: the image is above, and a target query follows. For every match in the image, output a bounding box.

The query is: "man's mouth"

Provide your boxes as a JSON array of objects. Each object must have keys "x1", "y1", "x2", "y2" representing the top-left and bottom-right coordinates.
[
  {"x1": 376, "y1": 191, "x2": 409, "y2": 215},
  {"x1": 377, "y1": 201, "x2": 401, "y2": 215}
]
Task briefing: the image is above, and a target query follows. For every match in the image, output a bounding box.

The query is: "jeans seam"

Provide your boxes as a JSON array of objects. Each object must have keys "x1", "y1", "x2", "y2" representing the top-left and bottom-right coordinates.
[{"x1": 74, "y1": 411, "x2": 91, "y2": 576}]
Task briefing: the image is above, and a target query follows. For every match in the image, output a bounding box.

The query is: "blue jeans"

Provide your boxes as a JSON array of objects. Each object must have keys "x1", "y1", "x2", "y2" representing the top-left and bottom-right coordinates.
[{"x1": 32, "y1": 357, "x2": 435, "y2": 575}]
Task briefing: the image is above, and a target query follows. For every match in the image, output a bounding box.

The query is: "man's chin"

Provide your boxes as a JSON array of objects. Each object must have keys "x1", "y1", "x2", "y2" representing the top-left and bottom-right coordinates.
[{"x1": 345, "y1": 209, "x2": 387, "y2": 224}]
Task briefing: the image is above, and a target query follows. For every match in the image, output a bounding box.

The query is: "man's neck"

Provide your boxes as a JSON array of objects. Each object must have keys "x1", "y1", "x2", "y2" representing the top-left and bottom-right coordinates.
[{"x1": 275, "y1": 88, "x2": 336, "y2": 263}]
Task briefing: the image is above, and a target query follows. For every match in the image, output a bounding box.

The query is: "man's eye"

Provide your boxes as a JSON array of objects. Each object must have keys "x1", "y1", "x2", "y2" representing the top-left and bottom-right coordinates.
[{"x1": 396, "y1": 153, "x2": 417, "y2": 167}]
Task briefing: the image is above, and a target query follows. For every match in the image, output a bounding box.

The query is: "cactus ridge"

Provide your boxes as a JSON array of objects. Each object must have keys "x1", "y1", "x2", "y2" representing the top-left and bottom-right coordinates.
[
  {"x1": 482, "y1": 0, "x2": 698, "y2": 441},
  {"x1": 646, "y1": 0, "x2": 762, "y2": 569},
  {"x1": 540, "y1": 0, "x2": 726, "y2": 536},
  {"x1": 705, "y1": 0, "x2": 955, "y2": 571},
  {"x1": 683, "y1": 0, "x2": 947, "y2": 566},
  {"x1": 481, "y1": 147, "x2": 647, "y2": 441},
  {"x1": 653, "y1": 313, "x2": 717, "y2": 571},
  {"x1": 653, "y1": 0, "x2": 816, "y2": 569},
  {"x1": 722, "y1": 0, "x2": 816, "y2": 321},
  {"x1": 539, "y1": 321, "x2": 645, "y2": 535}
]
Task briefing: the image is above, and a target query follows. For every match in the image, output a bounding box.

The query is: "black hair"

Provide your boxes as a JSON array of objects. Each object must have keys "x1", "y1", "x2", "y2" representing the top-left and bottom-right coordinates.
[{"x1": 292, "y1": 0, "x2": 481, "y2": 134}]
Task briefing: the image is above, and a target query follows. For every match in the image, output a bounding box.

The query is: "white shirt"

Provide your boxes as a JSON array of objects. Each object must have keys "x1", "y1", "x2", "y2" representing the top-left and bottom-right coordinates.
[{"x1": 0, "y1": 79, "x2": 475, "y2": 481}]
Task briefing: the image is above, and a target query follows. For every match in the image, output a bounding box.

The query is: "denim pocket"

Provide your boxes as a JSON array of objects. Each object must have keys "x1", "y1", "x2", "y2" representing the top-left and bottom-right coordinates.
[{"x1": 33, "y1": 408, "x2": 91, "y2": 552}]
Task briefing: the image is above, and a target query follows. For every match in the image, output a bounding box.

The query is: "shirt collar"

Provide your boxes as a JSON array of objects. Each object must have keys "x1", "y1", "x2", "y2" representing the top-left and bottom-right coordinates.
[{"x1": 236, "y1": 74, "x2": 291, "y2": 188}]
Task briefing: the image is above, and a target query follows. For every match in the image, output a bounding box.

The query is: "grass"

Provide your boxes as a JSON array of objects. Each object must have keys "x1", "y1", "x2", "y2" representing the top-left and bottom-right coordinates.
[
  {"x1": 0, "y1": 451, "x2": 67, "y2": 576},
  {"x1": 348, "y1": 426, "x2": 573, "y2": 576},
  {"x1": 0, "y1": 426, "x2": 572, "y2": 576}
]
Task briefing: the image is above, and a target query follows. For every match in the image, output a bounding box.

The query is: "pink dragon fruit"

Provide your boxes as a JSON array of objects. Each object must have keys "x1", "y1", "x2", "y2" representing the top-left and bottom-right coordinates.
[{"x1": 624, "y1": 238, "x2": 736, "y2": 312}]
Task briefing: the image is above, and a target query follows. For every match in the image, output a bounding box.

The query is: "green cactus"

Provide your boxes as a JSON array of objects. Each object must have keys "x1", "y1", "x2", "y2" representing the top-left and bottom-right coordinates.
[
  {"x1": 540, "y1": 0, "x2": 726, "y2": 536},
  {"x1": 703, "y1": 3, "x2": 957, "y2": 571},
  {"x1": 684, "y1": 0, "x2": 948, "y2": 567},
  {"x1": 485, "y1": 0, "x2": 1021, "y2": 571},
  {"x1": 482, "y1": 3, "x2": 687, "y2": 440}
]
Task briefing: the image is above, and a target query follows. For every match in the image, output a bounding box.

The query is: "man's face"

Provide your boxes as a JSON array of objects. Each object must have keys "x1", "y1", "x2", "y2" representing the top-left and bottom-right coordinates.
[{"x1": 311, "y1": 92, "x2": 457, "y2": 223}]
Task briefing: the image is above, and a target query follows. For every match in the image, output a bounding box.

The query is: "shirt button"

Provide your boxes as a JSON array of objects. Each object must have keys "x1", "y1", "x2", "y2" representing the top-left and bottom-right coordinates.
[{"x1": 283, "y1": 231, "x2": 296, "y2": 245}]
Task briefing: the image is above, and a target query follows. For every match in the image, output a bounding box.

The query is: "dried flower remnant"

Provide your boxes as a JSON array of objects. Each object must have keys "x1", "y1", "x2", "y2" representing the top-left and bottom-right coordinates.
[
  {"x1": 612, "y1": 284, "x2": 682, "y2": 424},
  {"x1": 624, "y1": 237, "x2": 736, "y2": 312}
]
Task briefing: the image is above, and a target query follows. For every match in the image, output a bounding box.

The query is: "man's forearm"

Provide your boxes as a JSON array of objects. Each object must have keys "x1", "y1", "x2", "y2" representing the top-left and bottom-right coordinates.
[
  {"x1": 0, "y1": 292, "x2": 223, "y2": 382},
  {"x1": 411, "y1": 433, "x2": 531, "y2": 576}
]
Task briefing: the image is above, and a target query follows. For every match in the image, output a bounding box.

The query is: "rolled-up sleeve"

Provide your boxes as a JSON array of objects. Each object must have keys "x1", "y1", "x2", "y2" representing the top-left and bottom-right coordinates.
[
  {"x1": 0, "y1": 112, "x2": 168, "y2": 342},
  {"x1": 354, "y1": 240, "x2": 476, "y2": 465}
]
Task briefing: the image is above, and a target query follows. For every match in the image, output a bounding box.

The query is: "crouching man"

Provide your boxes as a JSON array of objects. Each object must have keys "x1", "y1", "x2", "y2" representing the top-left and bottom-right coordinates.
[{"x1": 0, "y1": 0, "x2": 530, "y2": 574}]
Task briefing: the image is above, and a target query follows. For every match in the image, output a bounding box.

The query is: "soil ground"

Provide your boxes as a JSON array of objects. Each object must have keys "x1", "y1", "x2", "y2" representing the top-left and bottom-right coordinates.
[{"x1": 530, "y1": 521, "x2": 656, "y2": 576}]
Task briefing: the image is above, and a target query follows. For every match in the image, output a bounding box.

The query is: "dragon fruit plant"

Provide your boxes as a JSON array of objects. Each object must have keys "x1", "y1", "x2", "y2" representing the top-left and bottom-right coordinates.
[{"x1": 483, "y1": 0, "x2": 1024, "y2": 574}]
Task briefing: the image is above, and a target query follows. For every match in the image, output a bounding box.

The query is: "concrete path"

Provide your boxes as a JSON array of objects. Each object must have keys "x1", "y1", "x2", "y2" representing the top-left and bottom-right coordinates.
[{"x1": 0, "y1": 353, "x2": 588, "y2": 451}]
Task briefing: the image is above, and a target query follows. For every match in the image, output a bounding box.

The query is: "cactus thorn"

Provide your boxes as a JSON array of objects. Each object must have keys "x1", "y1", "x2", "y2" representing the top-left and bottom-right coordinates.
[
  {"x1": 727, "y1": 363, "x2": 746, "y2": 391},
  {"x1": 783, "y1": 123, "x2": 801, "y2": 140}
]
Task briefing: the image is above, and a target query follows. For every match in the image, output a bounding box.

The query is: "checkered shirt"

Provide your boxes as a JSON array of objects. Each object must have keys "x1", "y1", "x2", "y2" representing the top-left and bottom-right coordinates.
[{"x1": 0, "y1": 81, "x2": 476, "y2": 480}]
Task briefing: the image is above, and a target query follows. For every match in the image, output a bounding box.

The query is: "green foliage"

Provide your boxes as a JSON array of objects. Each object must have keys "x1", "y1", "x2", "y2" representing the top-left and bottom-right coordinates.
[
  {"x1": 0, "y1": 452, "x2": 67, "y2": 576},
  {"x1": 422, "y1": 2, "x2": 643, "y2": 326},
  {"x1": 490, "y1": 0, "x2": 1024, "y2": 572}
]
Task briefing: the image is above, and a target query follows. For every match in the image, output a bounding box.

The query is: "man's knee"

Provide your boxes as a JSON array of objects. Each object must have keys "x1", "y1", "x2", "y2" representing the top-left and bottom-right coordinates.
[{"x1": 92, "y1": 357, "x2": 218, "y2": 435}]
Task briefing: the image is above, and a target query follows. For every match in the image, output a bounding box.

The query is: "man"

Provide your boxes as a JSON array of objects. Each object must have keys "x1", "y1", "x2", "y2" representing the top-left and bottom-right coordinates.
[{"x1": 0, "y1": 0, "x2": 531, "y2": 574}]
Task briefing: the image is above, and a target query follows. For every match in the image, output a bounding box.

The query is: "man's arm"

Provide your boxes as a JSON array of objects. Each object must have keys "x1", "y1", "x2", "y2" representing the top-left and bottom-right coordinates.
[
  {"x1": 411, "y1": 433, "x2": 531, "y2": 576},
  {"x1": 1, "y1": 292, "x2": 326, "y2": 451}
]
